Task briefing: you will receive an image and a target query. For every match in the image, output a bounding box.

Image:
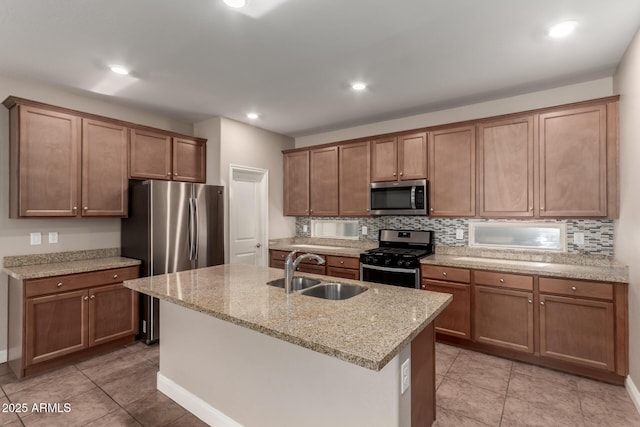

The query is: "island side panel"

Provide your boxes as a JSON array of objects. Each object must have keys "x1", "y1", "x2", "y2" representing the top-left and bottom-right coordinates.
[
  {"x1": 158, "y1": 300, "x2": 412, "y2": 427},
  {"x1": 411, "y1": 322, "x2": 435, "y2": 427}
]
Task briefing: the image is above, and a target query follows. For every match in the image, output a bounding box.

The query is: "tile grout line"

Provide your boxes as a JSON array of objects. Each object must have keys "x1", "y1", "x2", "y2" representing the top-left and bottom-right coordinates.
[{"x1": 498, "y1": 362, "x2": 514, "y2": 426}]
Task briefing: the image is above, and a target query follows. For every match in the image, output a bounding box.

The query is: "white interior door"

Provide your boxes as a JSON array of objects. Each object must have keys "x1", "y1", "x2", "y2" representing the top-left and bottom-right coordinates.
[{"x1": 229, "y1": 165, "x2": 268, "y2": 266}]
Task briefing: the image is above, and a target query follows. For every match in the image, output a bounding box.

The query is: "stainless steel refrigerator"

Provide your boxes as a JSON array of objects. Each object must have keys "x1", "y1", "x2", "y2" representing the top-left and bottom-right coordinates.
[{"x1": 121, "y1": 180, "x2": 224, "y2": 344}]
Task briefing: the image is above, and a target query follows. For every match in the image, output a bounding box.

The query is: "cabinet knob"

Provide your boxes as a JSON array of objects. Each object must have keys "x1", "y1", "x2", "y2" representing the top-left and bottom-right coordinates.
[
  {"x1": 392, "y1": 172, "x2": 397, "y2": 176},
  {"x1": 83, "y1": 296, "x2": 89, "y2": 301},
  {"x1": 57, "y1": 282, "x2": 63, "y2": 287},
  {"x1": 90, "y1": 295, "x2": 96, "y2": 300},
  {"x1": 421, "y1": 285, "x2": 426, "y2": 290},
  {"x1": 83, "y1": 206, "x2": 88, "y2": 211},
  {"x1": 528, "y1": 299, "x2": 533, "y2": 304},
  {"x1": 442, "y1": 272, "x2": 447, "y2": 276},
  {"x1": 340, "y1": 261, "x2": 344, "y2": 264},
  {"x1": 310, "y1": 209, "x2": 313, "y2": 213},
  {"x1": 399, "y1": 172, "x2": 404, "y2": 176},
  {"x1": 540, "y1": 301, "x2": 545, "y2": 306},
  {"x1": 430, "y1": 208, "x2": 434, "y2": 212},
  {"x1": 499, "y1": 278, "x2": 505, "y2": 283},
  {"x1": 174, "y1": 172, "x2": 178, "y2": 176},
  {"x1": 113, "y1": 274, "x2": 118, "y2": 279},
  {"x1": 529, "y1": 208, "x2": 533, "y2": 213},
  {"x1": 72, "y1": 206, "x2": 77, "y2": 211},
  {"x1": 167, "y1": 172, "x2": 171, "y2": 176}
]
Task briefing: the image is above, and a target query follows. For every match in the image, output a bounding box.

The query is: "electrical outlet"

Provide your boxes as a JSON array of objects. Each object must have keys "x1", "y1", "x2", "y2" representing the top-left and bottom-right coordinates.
[
  {"x1": 362, "y1": 226, "x2": 368, "y2": 235},
  {"x1": 48, "y1": 231, "x2": 59, "y2": 244},
  {"x1": 456, "y1": 229, "x2": 464, "y2": 240},
  {"x1": 303, "y1": 224, "x2": 308, "y2": 233},
  {"x1": 573, "y1": 232, "x2": 585, "y2": 245},
  {"x1": 30, "y1": 232, "x2": 41, "y2": 245},
  {"x1": 400, "y1": 358, "x2": 410, "y2": 394}
]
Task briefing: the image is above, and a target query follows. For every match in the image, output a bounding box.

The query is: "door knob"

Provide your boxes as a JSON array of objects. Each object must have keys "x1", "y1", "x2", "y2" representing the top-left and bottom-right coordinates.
[{"x1": 256, "y1": 243, "x2": 262, "y2": 248}]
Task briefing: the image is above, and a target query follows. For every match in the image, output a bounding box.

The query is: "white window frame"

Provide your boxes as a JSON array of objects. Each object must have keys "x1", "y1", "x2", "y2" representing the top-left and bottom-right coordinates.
[{"x1": 469, "y1": 221, "x2": 567, "y2": 252}]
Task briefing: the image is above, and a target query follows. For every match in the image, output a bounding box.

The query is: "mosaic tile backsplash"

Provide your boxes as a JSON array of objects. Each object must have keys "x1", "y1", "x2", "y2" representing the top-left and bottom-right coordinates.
[{"x1": 295, "y1": 217, "x2": 614, "y2": 256}]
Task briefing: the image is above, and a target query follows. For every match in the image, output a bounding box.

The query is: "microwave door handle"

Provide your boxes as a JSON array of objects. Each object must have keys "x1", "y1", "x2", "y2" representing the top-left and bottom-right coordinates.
[{"x1": 411, "y1": 187, "x2": 416, "y2": 209}]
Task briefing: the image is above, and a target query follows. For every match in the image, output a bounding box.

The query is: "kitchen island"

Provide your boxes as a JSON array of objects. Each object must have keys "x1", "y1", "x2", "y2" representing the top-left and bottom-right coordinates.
[{"x1": 124, "y1": 264, "x2": 451, "y2": 427}]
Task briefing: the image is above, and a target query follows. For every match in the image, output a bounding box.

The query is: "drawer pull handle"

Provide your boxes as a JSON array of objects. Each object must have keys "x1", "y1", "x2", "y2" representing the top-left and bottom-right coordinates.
[
  {"x1": 340, "y1": 261, "x2": 344, "y2": 264},
  {"x1": 528, "y1": 299, "x2": 532, "y2": 304},
  {"x1": 571, "y1": 286, "x2": 577, "y2": 291},
  {"x1": 442, "y1": 272, "x2": 447, "y2": 276},
  {"x1": 499, "y1": 278, "x2": 505, "y2": 283},
  {"x1": 113, "y1": 274, "x2": 118, "y2": 279},
  {"x1": 90, "y1": 295, "x2": 96, "y2": 300},
  {"x1": 83, "y1": 296, "x2": 89, "y2": 301},
  {"x1": 57, "y1": 282, "x2": 63, "y2": 287}
]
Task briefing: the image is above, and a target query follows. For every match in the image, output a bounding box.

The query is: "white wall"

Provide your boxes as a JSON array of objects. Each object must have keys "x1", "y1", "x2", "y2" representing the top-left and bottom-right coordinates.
[
  {"x1": 295, "y1": 78, "x2": 614, "y2": 147},
  {"x1": 0, "y1": 73, "x2": 193, "y2": 359},
  {"x1": 195, "y1": 117, "x2": 296, "y2": 262},
  {"x1": 613, "y1": 27, "x2": 640, "y2": 391},
  {"x1": 194, "y1": 117, "x2": 222, "y2": 185}
]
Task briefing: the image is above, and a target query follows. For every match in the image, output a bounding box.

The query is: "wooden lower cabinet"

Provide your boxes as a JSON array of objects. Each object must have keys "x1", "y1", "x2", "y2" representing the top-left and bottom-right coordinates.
[
  {"x1": 269, "y1": 250, "x2": 359, "y2": 280},
  {"x1": 422, "y1": 280, "x2": 470, "y2": 339},
  {"x1": 9, "y1": 266, "x2": 139, "y2": 378},
  {"x1": 473, "y1": 285, "x2": 534, "y2": 353}
]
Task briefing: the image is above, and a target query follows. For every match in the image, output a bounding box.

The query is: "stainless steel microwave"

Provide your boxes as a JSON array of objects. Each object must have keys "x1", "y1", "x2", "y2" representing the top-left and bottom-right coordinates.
[{"x1": 370, "y1": 179, "x2": 429, "y2": 215}]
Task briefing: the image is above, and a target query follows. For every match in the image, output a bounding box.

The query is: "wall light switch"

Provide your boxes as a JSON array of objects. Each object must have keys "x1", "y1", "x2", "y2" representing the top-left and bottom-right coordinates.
[
  {"x1": 362, "y1": 226, "x2": 368, "y2": 236},
  {"x1": 30, "y1": 232, "x2": 42, "y2": 245},
  {"x1": 48, "y1": 231, "x2": 59, "y2": 244},
  {"x1": 455, "y1": 229, "x2": 464, "y2": 240},
  {"x1": 303, "y1": 224, "x2": 308, "y2": 233},
  {"x1": 400, "y1": 358, "x2": 410, "y2": 394},
  {"x1": 573, "y1": 232, "x2": 585, "y2": 245}
]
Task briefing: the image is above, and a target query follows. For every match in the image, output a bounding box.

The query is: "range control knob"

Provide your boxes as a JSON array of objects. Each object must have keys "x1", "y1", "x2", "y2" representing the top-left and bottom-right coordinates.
[
  {"x1": 366, "y1": 256, "x2": 376, "y2": 264},
  {"x1": 384, "y1": 258, "x2": 392, "y2": 266},
  {"x1": 397, "y1": 260, "x2": 405, "y2": 267}
]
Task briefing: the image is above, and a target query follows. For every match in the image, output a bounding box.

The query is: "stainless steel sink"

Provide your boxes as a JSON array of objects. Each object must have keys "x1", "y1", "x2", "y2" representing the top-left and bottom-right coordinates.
[
  {"x1": 300, "y1": 282, "x2": 368, "y2": 300},
  {"x1": 266, "y1": 276, "x2": 321, "y2": 291}
]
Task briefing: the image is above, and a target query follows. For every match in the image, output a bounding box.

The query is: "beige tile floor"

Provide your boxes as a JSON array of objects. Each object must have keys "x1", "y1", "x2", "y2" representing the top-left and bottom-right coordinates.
[{"x1": 0, "y1": 341, "x2": 638, "y2": 426}]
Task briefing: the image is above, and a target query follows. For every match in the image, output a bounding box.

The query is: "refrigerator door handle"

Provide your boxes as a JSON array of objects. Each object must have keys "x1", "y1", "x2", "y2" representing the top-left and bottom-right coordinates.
[
  {"x1": 193, "y1": 197, "x2": 199, "y2": 261},
  {"x1": 188, "y1": 197, "x2": 197, "y2": 261}
]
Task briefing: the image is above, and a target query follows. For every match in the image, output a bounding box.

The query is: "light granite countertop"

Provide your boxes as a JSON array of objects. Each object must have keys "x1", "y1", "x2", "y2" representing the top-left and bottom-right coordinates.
[
  {"x1": 269, "y1": 237, "x2": 376, "y2": 258},
  {"x1": 3, "y1": 248, "x2": 141, "y2": 280},
  {"x1": 421, "y1": 248, "x2": 628, "y2": 283},
  {"x1": 123, "y1": 264, "x2": 452, "y2": 371}
]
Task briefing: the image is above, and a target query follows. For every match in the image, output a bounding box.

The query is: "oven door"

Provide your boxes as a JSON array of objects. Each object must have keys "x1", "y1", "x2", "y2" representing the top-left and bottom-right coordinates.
[{"x1": 360, "y1": 263, "x2": 420, "y2": 289}]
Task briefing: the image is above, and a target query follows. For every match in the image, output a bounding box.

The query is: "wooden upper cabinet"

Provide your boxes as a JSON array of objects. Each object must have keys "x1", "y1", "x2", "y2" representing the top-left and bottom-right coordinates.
[
  {"x1": 478, "y1": 116, "x2": 534, "y2": 217},
  {"x1": 398, "y1": 132, "x2": 427, "y2": 180},
  {"x1": 283, "y1": 151, "x2": 310, "y2": 216},
  {"x1": 428, "y1": 125, "x2": 476, "y2": 217},
  {"x1": 310, "y1": 146, "x2": 339, "y2": 216},
  {"x1": 539, "y1": 105, "x2": 607, "y2": 217},
  {"x1": 82, "y1": 119, "x2": 128, "y2": 217},
  {"x1": 129, "y1": 129, "x2": 172, "y2": 180},
  {"x1": 14, "y1": 106, "x2": 81, "y2": 217},
  {"x1": 173, "y1": 137, "x2": 206, "y2": 183},
  {"x1": 339, "y1": 141, "x2": 370, "y2": 216},
  {"x1": 371, "y1": 137, "x2": 398, "y2": 182}
]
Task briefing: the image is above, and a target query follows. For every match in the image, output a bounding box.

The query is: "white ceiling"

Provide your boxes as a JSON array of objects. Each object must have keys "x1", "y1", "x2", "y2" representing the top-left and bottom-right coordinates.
[{"x1": 1, "y1": 0, "x2": 639, "y2": 137}]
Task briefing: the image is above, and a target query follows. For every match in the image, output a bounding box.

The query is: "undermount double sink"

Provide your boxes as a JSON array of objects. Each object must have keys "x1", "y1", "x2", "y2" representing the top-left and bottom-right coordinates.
[{"x1": 266, "y1": 277, "x2": 368, "y2": 300}]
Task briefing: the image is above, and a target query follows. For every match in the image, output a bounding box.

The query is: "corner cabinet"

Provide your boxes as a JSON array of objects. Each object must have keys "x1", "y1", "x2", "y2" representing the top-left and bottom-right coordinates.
[{"x1": 9, "y1": 266, "x2": 140, "y2": 378}]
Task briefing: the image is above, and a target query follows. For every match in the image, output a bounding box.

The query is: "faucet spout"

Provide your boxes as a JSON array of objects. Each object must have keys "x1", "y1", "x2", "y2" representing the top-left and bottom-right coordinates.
[{"x1": 284, "y1": 251, "x2": 325, "y2": 294}]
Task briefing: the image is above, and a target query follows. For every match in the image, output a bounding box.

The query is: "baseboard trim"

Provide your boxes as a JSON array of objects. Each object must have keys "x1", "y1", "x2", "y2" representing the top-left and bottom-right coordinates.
[
  {"x1": 0, "y1": 350, "x2": 7, "y2": 364},
  {"x1": 626, "y1": 376, "x2": 640, "y2": 414},
  {"x1": 157, "y1": 372, "x2": 243, "y2": 427}
]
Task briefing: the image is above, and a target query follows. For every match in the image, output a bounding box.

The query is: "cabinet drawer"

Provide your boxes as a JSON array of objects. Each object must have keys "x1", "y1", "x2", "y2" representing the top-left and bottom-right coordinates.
[
  {"x1": 539, "y1": 277, "x2": 613, "y2": 301},
  {"x1": 421, "y1": 265, "x2": 470, "y2": 283},
  {"x1": 326, "y1": 256, "x2": 360, "y2": 270},
  {"x1": 270, "y1": 250, "x2": 290, "y2": 263},
  {"x1": 474, "y1": 270, "x2": 533, "y2": 291},
  {"x1": 296, "y1": 264, "x2": 326, "y2": 275},
  {"x1": 26, "y1": 266, "x2": 139, "y2": 298},
  {"x1": 326, "y1": 266, "x2": 359, "y2": 280}
]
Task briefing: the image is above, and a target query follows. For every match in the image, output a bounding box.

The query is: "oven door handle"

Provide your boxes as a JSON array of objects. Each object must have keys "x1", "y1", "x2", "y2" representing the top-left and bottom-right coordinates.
[{"x1": 360, "y1": 264, "x2": 419, "y2": 274}]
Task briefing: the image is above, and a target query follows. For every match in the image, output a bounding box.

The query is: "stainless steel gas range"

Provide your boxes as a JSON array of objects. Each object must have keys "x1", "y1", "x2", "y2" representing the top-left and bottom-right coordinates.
[{"x1": 359, "y1": 229, "x2": 434, "y2": 289}]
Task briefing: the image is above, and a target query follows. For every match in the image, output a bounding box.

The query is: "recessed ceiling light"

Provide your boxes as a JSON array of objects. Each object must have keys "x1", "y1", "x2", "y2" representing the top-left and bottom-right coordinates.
[
  {"x1": 247, "y1": 112, "x2": 259, "y2": 120},
  {"x1": 548, "y1": 20, "x2": 577, "y2": 38},
  {"x1": 109, "y1": 65, "x2": 130, "y2": 75},
  {"x1": 224, "y1": 0, "x2": 246, "y2": 8},
  {"x1": 351, "y1": 82, "x2": 367, "y2": 91}
]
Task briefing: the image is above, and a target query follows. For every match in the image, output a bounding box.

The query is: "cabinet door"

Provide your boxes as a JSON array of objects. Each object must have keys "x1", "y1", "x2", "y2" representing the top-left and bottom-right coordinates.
[
  {"x1": 81, "y1": 119, "x2": 128, "y2": 217},
  {"x1": 339, "y1": 141, "x2": 370, "y2": 216},
  {"x1": 173, "y1": 137, "x2": 206, "y2": 183},
  {"x1": 371, "y1": 137, "x2": 398, "y2": 182},
  {"x1": 25, "y1": 290, "x2": 89, "y2": 366},
  {"x1": 309, "y1": 146, "x2": 339, "y2": 216},
  {"x1": 89, "y1": 284, "x2": 139, "y2": 347},
  {"x1": 398, "y1": 132, "x2": 427, "y2": 180},
  {"x1": 283, "y1": 151, "x2": 310, "y2": 216},
  {"x1": 478, "y1": 116, "x2": 534, "y2": 217},
  {"x1": 129, "y1": 129, "x2": 172, "y2": 180},
  {"x1": 18, "y1": 106, "x2": 81, "y2": 217},
  {"x1": 473, "y1": 285, "x2": 534, "y2": 353},
  {"x1": 539, "y1": 105, "x2": 607, "y2": 217},
  {"x1": 428, "y1": 126, "x2": 476, "y2": 217},
  {"x1": 539, "y1": 294, "x2": 614, "y2": 371},
  {"x1": 422, "y1": 280, "x2": 470, "y2": 339}
]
